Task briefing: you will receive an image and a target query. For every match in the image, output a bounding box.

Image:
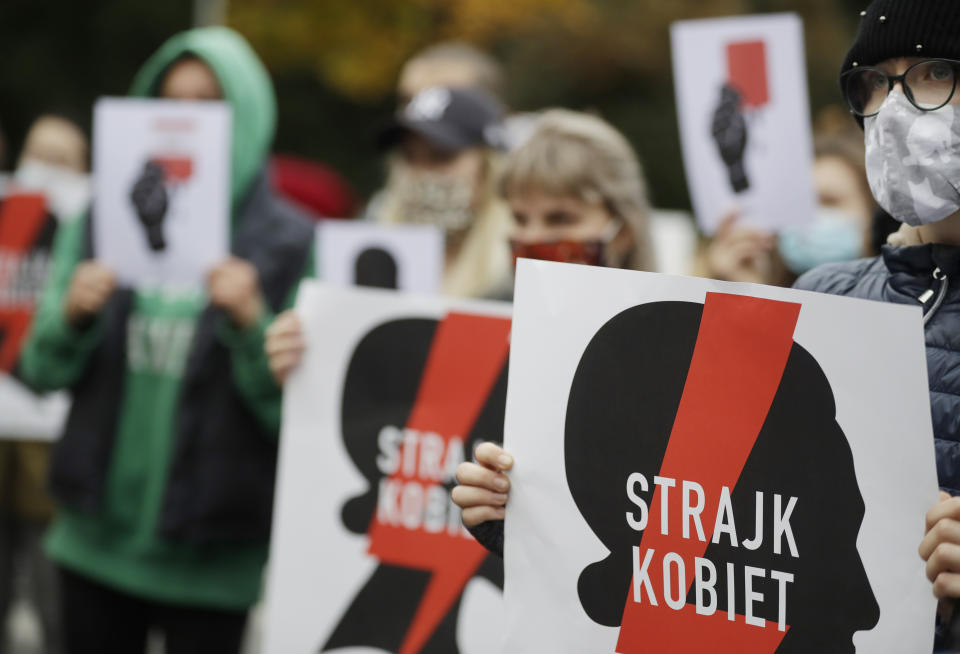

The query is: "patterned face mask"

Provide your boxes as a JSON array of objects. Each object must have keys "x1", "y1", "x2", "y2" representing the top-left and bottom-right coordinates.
[
  {"x1": 392, "y1": 170, "x2": 476, "y2": 233},
  {"x1": 510, "y1": 220, "x2": 623, "y2": 268},
  {"x1": 865, "y1": 90, "x2": 960, "y2": 226}
]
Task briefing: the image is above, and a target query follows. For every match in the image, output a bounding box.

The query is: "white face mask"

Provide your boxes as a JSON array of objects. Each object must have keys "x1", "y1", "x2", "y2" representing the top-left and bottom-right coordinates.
[
  {"x1": 865, "y1": 90, "x2": 960, "y2": 226},
  {"x1": 13, "y1": 159, "x2": 90, "y2": 221}
]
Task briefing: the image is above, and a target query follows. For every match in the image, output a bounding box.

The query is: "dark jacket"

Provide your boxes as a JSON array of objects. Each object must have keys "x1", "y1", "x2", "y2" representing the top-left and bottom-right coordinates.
[
  {"x1": 795, "y1": 244, "x2": 960, "y2": 494},
  {"x1": 47, "y1": 173, "x2": 313, "y2": 544}
]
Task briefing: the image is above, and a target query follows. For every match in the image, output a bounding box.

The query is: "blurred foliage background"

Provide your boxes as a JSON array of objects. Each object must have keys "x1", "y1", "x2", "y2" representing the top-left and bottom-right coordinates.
[{"x1": 1, "y1": 0, "x2": 867, "y2": 211}]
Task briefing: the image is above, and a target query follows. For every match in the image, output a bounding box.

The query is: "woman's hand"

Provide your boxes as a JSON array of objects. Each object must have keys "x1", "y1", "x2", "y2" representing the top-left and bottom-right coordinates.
[
  {"x1": 704, "y1": 211, "x2": 775, "y2": 284},
  {"x1": 264, "y1": 310, "x2": 305, "y2": 384},
  {"x1": 452, "y1": 442, "x2": 513, "y2": 527},
  {"x1": 920, "y1": 492, "x2": 960, "y2": 600}
]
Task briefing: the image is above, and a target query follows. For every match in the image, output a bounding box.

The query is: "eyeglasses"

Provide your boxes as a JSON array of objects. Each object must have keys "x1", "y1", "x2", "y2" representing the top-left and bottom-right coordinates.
[{"x1": 841, "y1": 58, "x2": 960, "y2": 117}]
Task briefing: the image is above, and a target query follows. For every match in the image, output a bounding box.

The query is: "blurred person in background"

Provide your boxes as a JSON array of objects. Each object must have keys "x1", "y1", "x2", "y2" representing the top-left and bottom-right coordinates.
[
  {"x1": 18, "y1": 26, "x2": 314, "y2": 654},
  {"x1": 11, "y1": 113, "x2": 91, "y2": 221},
  {"x1": 701, "y1": 134, "x2": 877, "y2": 287},
  {"x1": 366, "y1": 85, "x2": 514, "y2": 299},
  {"x1": 397, "y1": 41, "x2": 505, "y2": 108},
  {"x1": 0, "y1": 112, "x2": 88, "y2": 654}
]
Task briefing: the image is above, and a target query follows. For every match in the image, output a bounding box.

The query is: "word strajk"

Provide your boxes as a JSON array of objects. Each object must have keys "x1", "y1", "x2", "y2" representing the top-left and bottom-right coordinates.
[
  {"x1": 374, "y1": 425, "x2": 470, "y2": 538},
  {"x1": 625, "y1": 473, "x2": 799, "y2": 631}
]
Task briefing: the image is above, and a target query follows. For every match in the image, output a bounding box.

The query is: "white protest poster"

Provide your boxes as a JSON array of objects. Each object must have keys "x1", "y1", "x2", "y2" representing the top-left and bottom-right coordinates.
[
  {"x1": 317, "y1": 221, "x2": 444, "y2": 294},
  {"x1": 93, "y1": 98, "x2": 231, "y2": 287},
  {"x1": 264, "y1": 281, "x2": 509, "y2": 654},
  {"x1": 672, "y1": 14, "x2": 817, "y2": 235},
  {"x1": 502, "y1": 259, "x2": 938, "y2": 653},
  {"x1": 0, "y1": 192, "x2": 68, "y2": 440}
]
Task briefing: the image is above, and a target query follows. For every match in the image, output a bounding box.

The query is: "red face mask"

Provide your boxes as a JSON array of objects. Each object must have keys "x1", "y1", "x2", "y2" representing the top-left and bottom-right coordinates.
[{"x1": 510, "y1": 240, "x2": 606, "y2": 267}]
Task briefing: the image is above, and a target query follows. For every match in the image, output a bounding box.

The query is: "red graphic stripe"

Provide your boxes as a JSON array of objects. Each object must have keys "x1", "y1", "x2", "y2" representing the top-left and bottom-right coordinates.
[
  {"x1": 366, "y1": 312, "x2": 512, "y2": 654},
  {"x1": 617, "y1": 293, "x2": 800, "y2": 653},
  {"x1": 0, "y1": 194, "x2": 49, "y2": 372},
  {"x1": 727, "y1": 40, "x2": 770, "y2": 108}
]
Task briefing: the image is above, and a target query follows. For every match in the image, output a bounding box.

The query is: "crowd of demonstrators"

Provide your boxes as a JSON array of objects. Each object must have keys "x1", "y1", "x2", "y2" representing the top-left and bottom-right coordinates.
[
  {"x1": 452, "y1": 2, "x2": 960, "y2": 653},
  {"x1": 6, "y1": 1, "x2": 960, "y2": 652}
]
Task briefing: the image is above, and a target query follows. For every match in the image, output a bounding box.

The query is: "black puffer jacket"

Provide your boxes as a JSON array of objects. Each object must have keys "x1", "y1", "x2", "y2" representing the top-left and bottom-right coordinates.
[{"x1": 795, "y1": 244, "x2": 960, "y2": 494}]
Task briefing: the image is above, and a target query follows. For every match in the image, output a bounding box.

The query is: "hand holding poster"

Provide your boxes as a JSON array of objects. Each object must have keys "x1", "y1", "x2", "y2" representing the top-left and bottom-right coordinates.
[
  {"x1": 671, "y1": 14, "x2": 817, "y2": 234},
  {"x1": 316, "y1": 221, "x2": 444, "y2": 293},
  {"x1": 502, "y1": 259, "x2": 938, "y2": 653},
  {"x1": 93, "y1": 98, "x2": 231, "y2": 287},
  {"x1": 264, "y1": 282, "x2": 509, "y2": 654}
]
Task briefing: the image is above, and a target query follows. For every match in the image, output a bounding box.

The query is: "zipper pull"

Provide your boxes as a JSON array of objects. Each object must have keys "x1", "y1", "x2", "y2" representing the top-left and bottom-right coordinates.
[{"x1": 919, "y1": 267, "x2": 944, "y2": 305}]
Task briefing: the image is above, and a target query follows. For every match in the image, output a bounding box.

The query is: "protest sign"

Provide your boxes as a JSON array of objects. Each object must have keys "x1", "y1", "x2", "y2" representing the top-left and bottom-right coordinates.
[
  {"x1": 502, "y1": 259, "x2": 938, "y2": 653},
  {"x1": 671, "y1": 14, "x2": 817, "y2": 235},
  {"x1": 0, "y1": 192, "x2": 68, "y2": 440},
  {"x1": 317, "y1": 221, "x2": 444, "y2": 293},
  {"x1": 264, "y1": 281, "x2": 509, "y2": 654},
  {"x1": 93, "y1": 98, "x2": 231, "y2": 287}
]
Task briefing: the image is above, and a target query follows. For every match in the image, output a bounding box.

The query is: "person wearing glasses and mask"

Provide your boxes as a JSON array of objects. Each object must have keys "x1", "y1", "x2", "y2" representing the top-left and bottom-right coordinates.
[{"x1": 792, "y1": 1, "x2": 960, "y2": 647}]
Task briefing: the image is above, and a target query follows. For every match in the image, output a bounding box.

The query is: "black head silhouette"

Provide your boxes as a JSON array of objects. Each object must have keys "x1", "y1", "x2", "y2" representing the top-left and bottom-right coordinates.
[
  {"x1": 322, "y1": 317, "x2": 506, "y2": 654},
  {"x1": 565, "y1": 301, "x2": 879, "y2": 652},
  {"x1": 354, "y1": 247, "x2": 399, "y2": 289}
]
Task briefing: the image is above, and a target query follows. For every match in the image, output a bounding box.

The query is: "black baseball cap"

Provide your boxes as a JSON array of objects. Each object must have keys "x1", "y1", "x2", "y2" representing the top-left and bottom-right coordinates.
[{"x1": 377, "y1": 86, "x2": 506, "y2": 153}]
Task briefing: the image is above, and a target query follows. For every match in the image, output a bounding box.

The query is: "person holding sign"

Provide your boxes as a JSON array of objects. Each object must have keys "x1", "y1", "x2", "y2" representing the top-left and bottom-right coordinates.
[
  {"x1": 18, "y1": 27, "x2": 314, "y2": 654},
  {"x1": 802, "y1": 0, "x2": 960, "y2": 628}
]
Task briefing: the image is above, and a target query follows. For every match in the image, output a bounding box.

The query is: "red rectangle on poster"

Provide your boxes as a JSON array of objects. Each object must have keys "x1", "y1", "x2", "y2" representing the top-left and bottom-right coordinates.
[{"x1": 726, "y1": 40, "x2": 769, "y2": 107}]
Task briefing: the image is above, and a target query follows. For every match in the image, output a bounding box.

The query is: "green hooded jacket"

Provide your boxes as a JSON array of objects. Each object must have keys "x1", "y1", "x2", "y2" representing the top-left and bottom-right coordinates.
[{"x1": 19, "y1": 27, "x2": 309, "y2": 610}]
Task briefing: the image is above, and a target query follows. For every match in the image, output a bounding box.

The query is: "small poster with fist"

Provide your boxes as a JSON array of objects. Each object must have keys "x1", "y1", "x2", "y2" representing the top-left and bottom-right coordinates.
[
  {"x1": 93, "y1": 98, "x2": 231, "y2": 287},
  {"x1": 671, "y1": 14, "x2": 817, "y2": 235}
]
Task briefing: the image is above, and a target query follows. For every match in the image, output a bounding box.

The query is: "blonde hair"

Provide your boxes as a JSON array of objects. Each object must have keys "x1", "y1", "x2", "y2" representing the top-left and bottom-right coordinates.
[
  {"x1": 376, "y1": 151, "x2": 513, "y2": 299},
  {"x1": 500, "y1": 109, "x2": 655, "y2": 271}
]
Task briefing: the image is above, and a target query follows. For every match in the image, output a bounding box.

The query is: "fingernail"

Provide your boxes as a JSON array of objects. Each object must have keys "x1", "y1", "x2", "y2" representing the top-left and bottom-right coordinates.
[
  {"x1": 493, "y1": 493, "x2": 508, "y2": 504},
  {"x1": 494, "y1": 477, "x2": 509, "y2": 491},
  {"x1": 498, "y1": 454, "x2": 513, "y2": 467}
]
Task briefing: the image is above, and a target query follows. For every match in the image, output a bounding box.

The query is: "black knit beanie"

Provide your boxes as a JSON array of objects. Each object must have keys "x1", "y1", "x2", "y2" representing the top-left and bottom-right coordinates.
[{"x1": 841, "y1": 0, "x2": 960, "y2": 76}]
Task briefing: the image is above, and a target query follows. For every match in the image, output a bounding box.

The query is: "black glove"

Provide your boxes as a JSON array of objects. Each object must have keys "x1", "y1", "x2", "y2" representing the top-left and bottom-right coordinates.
[
  {"x1": 711, "y1": 84, "x2": 750, "y2": 193},
  {"x1": 130, "y1": 159, "x2": 169, "y2": 251}
]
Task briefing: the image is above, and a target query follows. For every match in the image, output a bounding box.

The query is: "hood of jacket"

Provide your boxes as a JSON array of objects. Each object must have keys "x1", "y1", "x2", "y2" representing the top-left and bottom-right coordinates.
[{"x1": 129, "y1": 26, "x2": 276, "y2": 208}]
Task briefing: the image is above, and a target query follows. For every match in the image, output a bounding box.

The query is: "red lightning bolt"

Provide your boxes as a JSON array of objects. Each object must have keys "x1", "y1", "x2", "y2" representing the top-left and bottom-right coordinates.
[
  {"x1": 366, "y1": 311, "x2": 512, "y2": 654},
  {"x1": 0, "y1": 194, "x2": 49, "y2": 372},
  {"x1": 617, "y1": 292, "x2": 801, "y2": 653}
]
